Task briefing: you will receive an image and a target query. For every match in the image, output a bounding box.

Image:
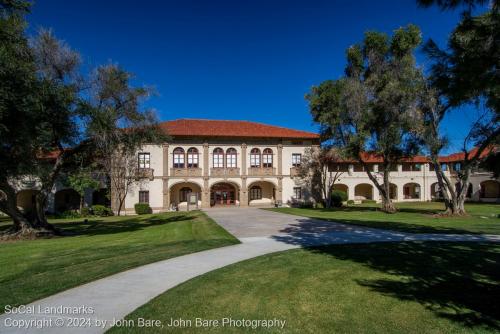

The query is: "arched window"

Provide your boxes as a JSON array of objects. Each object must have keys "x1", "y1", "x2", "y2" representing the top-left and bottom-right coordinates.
[
  {"x1": 213, "y1": 148, "x2": 224, "y2": 168},
  {"x1": 179, "y1": 187, "x2": 192, "y2": 202},
  {"x1": 250, "y1": 148, "x2": 261, "y2": 168},
  {"x1": 226, "y1": 148, "x2": 237, "y2": 168},
  {"x1": 173, "y1": 147, "x2": 185, "y2": 168},
  {"x1": 187, "y1": 147, "x2": 199, "y2": 168},
  {"x1": 249, "y1": 186, "x2": 262, "y2": 200},
  {"x1": 262, "y1": 148, "x2": 273, "y2": 168}
]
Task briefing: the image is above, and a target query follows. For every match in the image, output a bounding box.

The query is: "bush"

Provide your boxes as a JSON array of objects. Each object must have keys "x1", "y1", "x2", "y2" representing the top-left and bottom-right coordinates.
[
  {"x1": 331, "y1": 190, "x2": 348, "y2": 207},
  {"x1": 299, "y1": 201, "x2": 314, "y2": 208},
  {"x1": 361, "y1": 199, "x2": 376, "y2": 204},
  {"x1": 347, "y1": 200, "x2": 355, "y2": 205},
  {"x1": 80, "y1": 207, "x2": 91, "y2": 217},
  {"x1": 134, "y1": 203, "x2": 152, "y2": 215},
  {"x1": 92, "y1": 205, "x2": 113, "y2": 217},
  {"x1": 57, "y1": 210, "x2": 81, "y2": 219}
]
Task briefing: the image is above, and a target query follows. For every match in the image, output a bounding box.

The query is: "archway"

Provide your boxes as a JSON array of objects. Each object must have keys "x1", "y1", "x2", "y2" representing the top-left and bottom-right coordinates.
[
  {"x1": 169, "y1": 182, "x2": 202, "y2": 210},
  {"x1": 333, "y1": 184, "x2": 348, "y2": 197},
  {"x1": 92, "y1": 188, "x2": 110, "y2": 206},
  {"x1": 381, "y1": 183, "x2": 398, "y2": 200},
  {"x1": 354, "y1": 183, "x2": 373, "y2": 200},
  {"x1": 480, "y1": 180, "x2": 500, "y2": 199},
  {"x1": 210, "y1": 182, "x2": 239, "y2": 206},
  {"x1": 54, "y1": 189, "x2": 81, "y2": 212},
  {"x1": 247, "y1": 181, "x2": 276, "y2": 206},
  {"x1": 403, "y1": 183, "x2": 421, "y2": 200},
  {"x1": 430, "y1": 182, "x2": 443, "y2": 199},
  {"x1": 16, "y1": 189, "x2": 39, "y2": 214}
]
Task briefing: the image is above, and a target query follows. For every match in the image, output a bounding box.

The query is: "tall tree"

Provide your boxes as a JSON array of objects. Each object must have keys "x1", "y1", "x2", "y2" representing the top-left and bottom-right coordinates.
[
  {"x1": 417, "y1": 0, "x2": 499, "y2": 214},
  {"x1": 307, "y1": 25, "x2": 424, "y2": 213}
]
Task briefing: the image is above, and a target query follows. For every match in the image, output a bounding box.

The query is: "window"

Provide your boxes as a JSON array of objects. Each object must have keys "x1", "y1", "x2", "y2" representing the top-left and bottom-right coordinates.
[
  {"x1": 262, "y1": 148, "x2": 273, "y2": 168},
  {"x1": 453, "y1": 162, "x2": 462, "y2": 171},
  {"x1": 249, "y1": 186, "x2": 262, "y2": 200},
  {"x1": 293, "y1": 187, "x2": 302, "y2": 199},
  {"x1": 179, "y1": 187, "x2": 192, "y2": 202},
  {"x1": 213, "y1": 148, "x2": 224, "y2": 168},
  {"x1": 139, "y1": 191, "x2": 149, "y2": 203},
  {"x1": 331, "y1": 163, "x2": 349, "y2": 172},
  {"x1": 414, "y1": 164, "x2": 422, "y2": 171},
  {"x1": 173, "y1": 147, "x2": 185, "y2": 168},
  {"x1": 187, "y1": 147, "x2": 199, "y2": 168},
  {"x1": 226, "y1": 148, "x2": 237, "y2": 168},
  {"x1": 292, "y1": 153, "x2": 301, "y2": 167},
  {"x1": 441, "y1": 163, "x2": 448, "y2": 171},
  {"x1": 250, "y1": 148, "x2": 261, "y2": 168},
  {"x1": 138, "y1": 152, "x2": 150, "y2": 169}
]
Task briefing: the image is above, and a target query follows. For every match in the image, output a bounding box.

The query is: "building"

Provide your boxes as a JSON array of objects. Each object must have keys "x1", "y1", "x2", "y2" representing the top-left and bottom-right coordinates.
[
  {"x1": 12, "y1": 119, "x2": 500, "y2": 215},
  {"x1": 117, "y1": 119, "x2": 320, "y2": 213}
]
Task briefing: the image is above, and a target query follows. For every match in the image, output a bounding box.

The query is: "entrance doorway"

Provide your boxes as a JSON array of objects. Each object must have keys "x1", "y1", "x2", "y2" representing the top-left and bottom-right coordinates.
[{"x1": 211, "y1": 183, "x2": 238, "y2": 206}]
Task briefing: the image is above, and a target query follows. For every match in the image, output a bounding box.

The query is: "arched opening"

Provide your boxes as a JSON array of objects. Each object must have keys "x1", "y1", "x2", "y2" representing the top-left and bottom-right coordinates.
[
  {"x1": 226, "y1": 148, "x2": 237, "y2": 168},
  {"x1": 173, "y1": 147, "x2": 185, "y2": 168},
  {"x1": 403, "y1": 183, "x2": 421, "y2": 200},
  {"x1": 187, "y1": 147, "x2": 199, "y2": 168},
  {"x1": 169, "y1": 182, "x2": 202, "y2": 211},
  {"x1": 250, "y1": 148, "x2": 261, "y2": 168},
  {"x1": 92, "y1": 188, "x2": 110, "y2": 206},
  {"x1": 16, "y1": 189, "x2": 39, "y2": 215},
  {"x1": 480, "y1": 180, "x2": 500, "y2": 199},
  {"x1": 430, "y1": 182, "x2": 443, "y2": 199},
  {"x1": 466, "y1": 184, "x2": 473, "y2": 198},
  {"x1": 333, "y1": 184, "x2": 348, "y2": 199},
  {"x1": 211, "y1": 182, "x2": 239, "y2": 206},
  {"x1": 381, "y1": 183, "x2": 398, "y2": 200},
  {"x1": 354, "y1": 183, "x2": 373, "y2": 200},
  {"x1": 213, "y1": 147, "x2": 224, "y2": 168},
  {"x1": 54, "y1": 189, "x2": 81, "y2": 213},
  {"x1": 247, "y1": 181, "x2": 276, "y2": 206},
  {"x1": 262, "y1": 148, "x2": 273, "y2": 168}
]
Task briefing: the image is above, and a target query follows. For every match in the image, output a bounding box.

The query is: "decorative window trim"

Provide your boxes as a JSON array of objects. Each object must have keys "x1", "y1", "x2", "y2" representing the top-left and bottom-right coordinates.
[{"x1": 138, "y1": 152, "x2": 150, "y2": 169}]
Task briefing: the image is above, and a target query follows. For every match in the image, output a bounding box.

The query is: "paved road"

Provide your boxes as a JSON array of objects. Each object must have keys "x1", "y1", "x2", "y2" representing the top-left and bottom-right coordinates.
[{"x1": 1, "y1": 207, "x2": 499, "y2": 334}]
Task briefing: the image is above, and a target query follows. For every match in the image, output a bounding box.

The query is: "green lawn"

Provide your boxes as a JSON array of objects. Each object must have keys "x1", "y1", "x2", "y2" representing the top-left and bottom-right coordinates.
[
  {"x1": 109, "y1": 242, "x2": 500, "y2": 334},
  {"x1": 268, "y1": 202, "x2": 500, "y2": 235},
  {"x1": 0, "y1": 211, "x2": 238, "y2": 310}
]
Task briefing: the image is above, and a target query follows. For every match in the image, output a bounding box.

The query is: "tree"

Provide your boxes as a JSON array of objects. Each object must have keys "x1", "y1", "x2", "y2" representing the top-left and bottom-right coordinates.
[
  {"x1": 307, "y1": 25, "x2": 424, "y2": 213},
  {"x1": 417, "y1": 0, "x2": 499, "y2": 214},
  {"x1": 67, "y1": 168, "x2": 100, "y2": 212},
  {"x1": 297, "y1": 147, "x2": 344, "y2": 208},
  {"x1": 83, "y1": 64, "x2": 169, "y2": 216}
]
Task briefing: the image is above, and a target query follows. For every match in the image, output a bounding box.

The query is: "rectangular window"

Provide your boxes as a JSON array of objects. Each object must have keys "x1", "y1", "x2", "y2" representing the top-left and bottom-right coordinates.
[
  {"x1": 330, "y1": 163, "x2": 349, "y2": 172},
  {"x1": 187, "y1": 153, "x2": 198, "y2": 168},
  {"x1": 250, "y1": 154, "x2": 260, "y2": 168},
  {"x1": 173, "y1": 153, "x2": 185, "y2": 168},
  {"x1": 293, "y1": 187, "x2": 302, "y2": 199},
  {"x1": 213, "y1": 154, "x2": 224, "y2": 168},
  {"x1": 292, "y1": 153, "x2": 302, "y2": 167},
  {"x1": 139, "y1": 191, "x2": 149, "y2": 204},
  {"x1": 227, "y1": 154, "x2": 237, "y2": 168},
  {"x1": 138, "y1": 153, "x2": 150, "y2": 169}
]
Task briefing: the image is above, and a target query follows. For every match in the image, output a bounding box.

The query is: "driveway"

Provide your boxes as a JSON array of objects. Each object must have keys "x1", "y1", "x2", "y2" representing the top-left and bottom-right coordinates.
[{"x1": 204, "y1": 207, "x2": 500, "y2": 246}]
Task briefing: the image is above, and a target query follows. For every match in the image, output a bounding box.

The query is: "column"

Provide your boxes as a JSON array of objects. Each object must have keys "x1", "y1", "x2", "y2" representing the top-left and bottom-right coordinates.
[
  {"x1": 162, "y1": 178, "x2": 170, "y2": 211},
  {"x1": 162, "y1": 144, "x2": 169, "y2": 176},
  {"x1": 203, "y1": 142, "x2": 209, "y2": 177},
  {"x1": 241, "y1": 143, "x2": 247, "y2": 175},
  {"x1": 277, "y1": 143, "x2": 283, "y2": 176},
  {"x1": 240, "y1": 176, "x2": 248, "y2": 207},
  {"x1": 277, "y1": 177, "x2": 283, "y2": 203},
  {"x1": 202, "y1": 177, "x2": 210, "y2": 208}
]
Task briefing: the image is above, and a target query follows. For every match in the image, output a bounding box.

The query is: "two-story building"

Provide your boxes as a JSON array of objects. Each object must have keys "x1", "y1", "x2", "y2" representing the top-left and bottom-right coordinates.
[{"x1": 118, "y1": 119, "x2": 320, "y2": 213}]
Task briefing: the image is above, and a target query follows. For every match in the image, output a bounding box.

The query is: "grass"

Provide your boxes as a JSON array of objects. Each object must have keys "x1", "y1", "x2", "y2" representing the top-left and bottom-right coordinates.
[
  {"x1": 0, "y1": 211, "x2": 238, "y2": 310},
  {"x1": 108, "y1": 242, "x2": 500, "y2": 334},
  {"x1": 268, "y1": 202, "x2": 500, "y2": 235}
]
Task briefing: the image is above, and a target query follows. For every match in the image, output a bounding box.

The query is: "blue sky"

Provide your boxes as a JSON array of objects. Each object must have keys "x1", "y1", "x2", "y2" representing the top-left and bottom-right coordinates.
[{"x1": 27, "y1": 0, "x2": 480, "y2": 152}]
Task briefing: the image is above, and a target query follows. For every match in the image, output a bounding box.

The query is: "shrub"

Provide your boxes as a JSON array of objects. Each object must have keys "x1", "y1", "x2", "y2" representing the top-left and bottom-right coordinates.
[
  {"x1": 347, "y1": 200, "x2": 355, "y2": 205},
  {"x1": 134, "y1": 203, "x2": 152, "y2": 215},
  {"x1": 57, "y1": 210, "x2": 81, "y2": 219},
  {"x1": 299, "y1": 201, "x2": 314, "y2": 209},
  {"x1": 331, "y1": 190, "x2": 348, "y2": 207},
  {"x1": 92, "y1": 205, "x2": 113, "y2": 217},
  {"x1": 361, "y1": 199, "x2": 376, "y2": 204},
  {"x1": 80, "y1": 207, "x2": 91, "y2": 217}
]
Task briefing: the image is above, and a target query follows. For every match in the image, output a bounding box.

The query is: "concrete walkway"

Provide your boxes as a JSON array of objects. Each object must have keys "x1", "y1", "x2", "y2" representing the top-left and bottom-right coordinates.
[{"x1": 1, "y1": 208, "x2": 499, "y2": 333}]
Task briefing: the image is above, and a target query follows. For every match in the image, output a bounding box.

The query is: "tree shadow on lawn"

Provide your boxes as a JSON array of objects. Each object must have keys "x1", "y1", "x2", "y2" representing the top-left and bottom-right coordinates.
[
  {"x1": 314, "y1": 205, "x2": 442, "y2": 215},
  {"x1": 55, "y1": 214, "x2": 196, "y2": 237},
  {"x1": 307, "y1": 242, "x2": 500, "y2": 330}
]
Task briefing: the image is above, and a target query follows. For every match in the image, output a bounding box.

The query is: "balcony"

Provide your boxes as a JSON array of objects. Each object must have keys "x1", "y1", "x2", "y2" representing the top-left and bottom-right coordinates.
[
  {"x1": 135, "y1": 168, "x2": 154, "y2": 181},
  {"x1": 210, "y1": 168, "x2": 240, "y2": 177},
  {"x1": 248, "y1": 167, "x2": 276, "y2": 176},
  {"x1": 170, "y1": 168, "x2": 202, "y2": 177}
]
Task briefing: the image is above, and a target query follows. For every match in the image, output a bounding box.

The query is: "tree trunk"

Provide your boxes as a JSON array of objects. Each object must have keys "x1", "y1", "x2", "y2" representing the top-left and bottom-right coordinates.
[
  {"x1": 79, "y1": 195, "x2": 84, "y2": 213},
  {"x1": 361, "y1": 159, "x2": 396, "y2": 213},
  {"x1": 431, "y1": 155, "x2": 468, "y2": 216}
]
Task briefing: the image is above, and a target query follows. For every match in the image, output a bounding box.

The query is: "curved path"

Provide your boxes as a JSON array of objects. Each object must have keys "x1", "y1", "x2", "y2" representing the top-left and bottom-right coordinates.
[{"x1": 1, "y1": 208, "x2": 499, "y2": 333}]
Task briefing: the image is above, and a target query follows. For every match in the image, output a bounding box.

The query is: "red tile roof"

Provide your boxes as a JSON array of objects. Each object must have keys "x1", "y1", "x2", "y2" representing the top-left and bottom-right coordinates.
[{"x1": 158, "y1": 119, "x2": 319, "y2": 140}]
